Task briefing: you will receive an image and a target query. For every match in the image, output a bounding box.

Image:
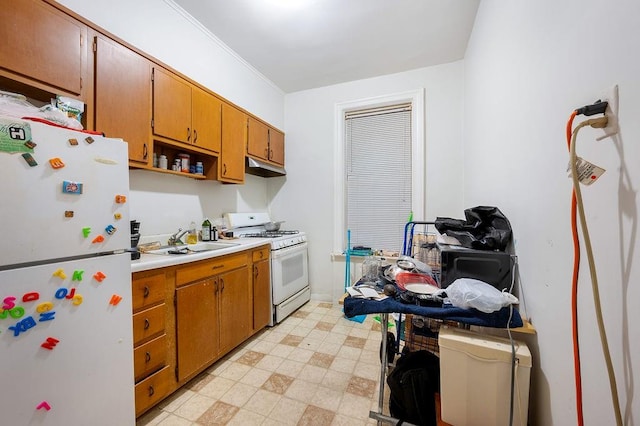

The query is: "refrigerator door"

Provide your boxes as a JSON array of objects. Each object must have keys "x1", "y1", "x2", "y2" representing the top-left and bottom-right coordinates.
[
  {"x1": 0, "y1": 117, "x2": 130, "y2": 267},
  {"x1": 0, "y1": 253, "x2": 134, "y2": 425}
]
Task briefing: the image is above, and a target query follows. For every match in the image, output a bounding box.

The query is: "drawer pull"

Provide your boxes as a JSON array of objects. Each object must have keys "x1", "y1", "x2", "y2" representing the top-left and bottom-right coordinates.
[
  {"x1": 254, "y1": 266, "x2": 259, "y2": 278},
  {"x1": 220, "y1": 279, "x2": 225, "y2": 291},
  {"x1": 144, "y1": 319, "x2": 150, "y2": 330},
  {"x1": 148, "y1": 385, "x2": 155, "y2": 397},
  {"x1": 145, "y1": 352, "x2": 151, "y2": 363},
  {"x1": 143, "y1": 286, "x2": 150, "y2": 298},
  {"x1": 212, "y1": 264, "x2": 224, "y2": 270}
]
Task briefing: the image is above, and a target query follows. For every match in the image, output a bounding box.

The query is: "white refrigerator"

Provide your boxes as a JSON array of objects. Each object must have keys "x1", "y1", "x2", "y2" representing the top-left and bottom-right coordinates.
[{"x1": 0, "y1": 117, "x2": 135, "y2": 425}]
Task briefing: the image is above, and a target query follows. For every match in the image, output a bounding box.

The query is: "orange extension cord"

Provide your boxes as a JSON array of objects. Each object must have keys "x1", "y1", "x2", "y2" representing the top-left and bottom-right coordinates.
[{"x1": 566, "y1": 110, "x2": 584, "y2": 426}]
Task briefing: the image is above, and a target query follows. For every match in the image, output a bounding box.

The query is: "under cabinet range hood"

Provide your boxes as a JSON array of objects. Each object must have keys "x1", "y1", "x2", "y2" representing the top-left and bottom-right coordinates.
[{"x1": 246, "y1": 157, "x2": 286, "y2": 177}]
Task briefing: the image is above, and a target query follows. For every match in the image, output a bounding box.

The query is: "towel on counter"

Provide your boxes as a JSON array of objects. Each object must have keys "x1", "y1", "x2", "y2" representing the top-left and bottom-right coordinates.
[{"x1": 343, "y1": 296, "x2": 523, "y2": 329}]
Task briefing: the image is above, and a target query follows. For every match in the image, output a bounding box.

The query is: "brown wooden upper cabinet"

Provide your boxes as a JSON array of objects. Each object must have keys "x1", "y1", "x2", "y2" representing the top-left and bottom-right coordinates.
[
  {"x1": 0, "y1": 0, "x2": 86, "y2": 96},
  {"x1": 152, "y1": 67, "x2": 221, "y2": 154},
  {"x1": 93, "y1": 35, "x2": 152, "y2": 165},
  {"x1": 219, "y1": 103, "x2": 247, "y2": 183},
  {"x1": 247, "y1": 117, "x2": 285, "y2": 166}
]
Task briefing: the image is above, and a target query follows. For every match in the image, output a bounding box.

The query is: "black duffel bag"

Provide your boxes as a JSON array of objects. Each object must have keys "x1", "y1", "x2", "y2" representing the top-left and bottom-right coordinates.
[
  {"x1": 435, "y1": 205, "x2": 512, "y2": 251},
  {"x1": 387, "y1": 350, "x2": 440, "y2": 426}
]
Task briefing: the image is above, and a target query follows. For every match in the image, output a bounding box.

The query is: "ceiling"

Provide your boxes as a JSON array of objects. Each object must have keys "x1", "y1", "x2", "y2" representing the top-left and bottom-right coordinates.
[{"x1": 171, "y1": 0, "x2": 480, "y2": 93}]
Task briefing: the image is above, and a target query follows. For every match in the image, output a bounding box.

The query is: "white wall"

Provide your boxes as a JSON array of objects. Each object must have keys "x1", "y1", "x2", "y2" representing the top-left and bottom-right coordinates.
[
  {"x1": 277, "y1": 62, "x2": 465, "y2": 302},
  {"x1": 464, "y1": 0, "x2": 640, "y2": 424},
  {"x1": 56, "y1": 0, "x2": 284, "y2": 233}
]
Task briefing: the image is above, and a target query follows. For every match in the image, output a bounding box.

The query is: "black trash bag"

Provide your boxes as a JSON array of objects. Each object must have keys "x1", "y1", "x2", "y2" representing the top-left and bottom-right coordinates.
[
  {"x1": 387, "y1": 350, "x2": 440, "y2": 426},
  {"x1": 435, "y1": 206, "x2": 512, "y2": 251}
]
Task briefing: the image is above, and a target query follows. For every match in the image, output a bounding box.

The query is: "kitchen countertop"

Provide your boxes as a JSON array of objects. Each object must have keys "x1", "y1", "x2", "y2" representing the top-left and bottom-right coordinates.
[{"x1": 131, "y1": 238, "x2": 272, "y2": 273}]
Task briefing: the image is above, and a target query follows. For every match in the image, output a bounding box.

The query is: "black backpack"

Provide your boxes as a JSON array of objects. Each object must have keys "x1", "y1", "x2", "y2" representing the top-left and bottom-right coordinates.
[{"x1": 387, "y1": 350, "x2": 440, "y2": 426}]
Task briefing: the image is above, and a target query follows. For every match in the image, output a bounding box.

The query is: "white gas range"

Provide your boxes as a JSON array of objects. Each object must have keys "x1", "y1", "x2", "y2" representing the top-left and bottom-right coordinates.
[{"x1": 225, "y1": 213, "x2": 310, "y2": 326}]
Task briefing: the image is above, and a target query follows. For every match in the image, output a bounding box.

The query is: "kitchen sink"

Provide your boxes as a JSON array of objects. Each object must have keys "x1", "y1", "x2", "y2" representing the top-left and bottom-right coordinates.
[{"x1": 145, "y1": 242, "x2": 239, "y2": 255}]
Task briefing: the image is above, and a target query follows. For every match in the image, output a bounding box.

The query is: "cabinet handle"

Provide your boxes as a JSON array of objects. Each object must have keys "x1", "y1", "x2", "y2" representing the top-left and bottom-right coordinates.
[
  {"x1": 214, "y1": 281, "x2": 218, "y2": 294},
  {"x1": 144, "y1": 318, "x2": 150, "y2": 330},
  {"x1": 193, "y1": 129, "x2": 198, "y2": 143},
  {"x1": 265, "y1": 148, "x2": 269, "y2": 158},
  {"x1": 212, "y1": 264, "x2": 224, "y2": 270},
  {"x1": 143, "y1": 143, "x2": 148, "y2": 160},
  {"x1": 254, "y1": 266, "x2": 258, "y2": 278},
  {"x1": 260, "y1": 251, "x2": 264, "y2": 259},
  {"x1": 223, "y1": 163, "x2": 227, "y2": 175},
  {"x1": 143, "y1": 286, "x2": 150, "y2": 298},
  {"x1": 270, "y1": 149, "x2": 274, "y2": 159},
  {"x1": 145, "y1": 351, "x2": 151, "y2": 363},
  {"x1": 187, "y1": 127, "x2": 191, "y2": 142},
  {"x1": 220, "y1": 279, "x2": 224, "y2": 291},
  {"x1": 148, "y1": 385, "x2": 155, "y2": 397}
]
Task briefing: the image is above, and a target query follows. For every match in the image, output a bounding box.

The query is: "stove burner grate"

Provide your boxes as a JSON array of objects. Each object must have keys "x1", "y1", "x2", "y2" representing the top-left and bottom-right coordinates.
[{"x1": 242, "y1": 230, "x2": 300, "y2": 238}]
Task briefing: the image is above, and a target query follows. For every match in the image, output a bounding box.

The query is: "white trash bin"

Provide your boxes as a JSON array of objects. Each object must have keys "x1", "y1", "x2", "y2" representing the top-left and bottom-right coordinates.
[{"x1": 438, "y1": 327, "x2": 531, "y2": 426}]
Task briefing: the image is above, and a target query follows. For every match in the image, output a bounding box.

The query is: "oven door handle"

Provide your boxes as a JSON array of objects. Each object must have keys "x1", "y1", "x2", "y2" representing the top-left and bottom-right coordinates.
[{"x1": 270, "y1": 242, "x2": 308, "y2": 259}]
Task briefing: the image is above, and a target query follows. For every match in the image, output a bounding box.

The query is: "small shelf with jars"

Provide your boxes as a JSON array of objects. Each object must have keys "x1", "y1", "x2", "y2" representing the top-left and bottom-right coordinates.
[{"x1": 150, "y1": 141, "x2": 218, "y2": 181}]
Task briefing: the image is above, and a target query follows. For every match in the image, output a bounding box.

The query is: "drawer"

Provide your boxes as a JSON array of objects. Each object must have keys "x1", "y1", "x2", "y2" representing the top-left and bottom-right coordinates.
[
  {"x1": 176, "y1": 252, "x2": 247, "y2": 286},
  {"x1": 252, "y1": 246, "x2": 270, "y2": 262},
  {"x1": 133, "y1": 304, "x2": 165, "y2": 345},
  {"x1": 134, "y1": 334, "x2": 167, "y2": 382},
  {"x1": 132, "y1": 271, "x2": 165, "y2": 311},
  {"x1": 135, "y1": 365, "x2": 172, "y2": 417}
]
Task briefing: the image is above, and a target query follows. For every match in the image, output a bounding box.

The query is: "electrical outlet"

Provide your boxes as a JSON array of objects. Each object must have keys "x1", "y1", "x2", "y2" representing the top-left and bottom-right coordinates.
[{"x1": 596, "y1": 84, "x2": 619, "y2": 141}]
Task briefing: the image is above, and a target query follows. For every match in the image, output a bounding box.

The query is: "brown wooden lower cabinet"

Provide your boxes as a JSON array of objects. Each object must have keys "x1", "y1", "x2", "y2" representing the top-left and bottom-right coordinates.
[
  {"x1": 132, "y1": 244, "x2": 271, "y2": 417},
  {"x1": 135, "y1": 366, "x2": 172, "y2": 417}
]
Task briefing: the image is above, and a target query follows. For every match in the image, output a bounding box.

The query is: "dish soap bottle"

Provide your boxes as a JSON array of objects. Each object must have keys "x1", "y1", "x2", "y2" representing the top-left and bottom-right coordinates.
[
  {"x1": 186, "y1": 221, "x2": 198, "y2": 244},
  {"x1": 201, "y1": 218, "x2": 211, "y2": 241}
]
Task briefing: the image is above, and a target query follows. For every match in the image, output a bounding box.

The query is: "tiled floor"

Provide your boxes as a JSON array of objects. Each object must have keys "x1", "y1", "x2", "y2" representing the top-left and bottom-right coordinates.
[{"x1": 137, "y1": 300, "x2": 391, "y2": 426}]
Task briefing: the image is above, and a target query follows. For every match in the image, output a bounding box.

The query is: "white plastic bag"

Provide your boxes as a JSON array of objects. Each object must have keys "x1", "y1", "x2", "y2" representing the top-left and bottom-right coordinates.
[{"x1": 445, "y1": 278, "x2": 518, "y2": 313}]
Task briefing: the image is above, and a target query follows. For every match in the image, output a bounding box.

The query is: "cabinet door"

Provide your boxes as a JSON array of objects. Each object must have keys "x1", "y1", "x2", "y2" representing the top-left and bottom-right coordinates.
[
  {"x1": 153, "y1": 67, "x2": 192, "y2": 144},
  {"x1": 94, "y1": 36, "x2": 151, "y2": 164},
  {"x1": 218, "y1": 267, "x2": 251, "y2": 353},
  {"x1": 220, "y1": 103, "x2": 246, "y2": 183},
  {"x1": 192, "y1": 87, "x2": 221, "y2": 153},
  {"x1": 175, "y1": 278, "x2": 218, "y2": 381},
  {"x1": 247, "y1": 117, "x2": 269, "y2": 161},
  {"x1": 0, "y1": 0, "x2": 85, "y2": 95},
  {"x1": 253, "y1": 259, "x2": 271, "y2": 331},
  {"x1": 268, "y1": 128, "x2": 285, "y2": 166}
]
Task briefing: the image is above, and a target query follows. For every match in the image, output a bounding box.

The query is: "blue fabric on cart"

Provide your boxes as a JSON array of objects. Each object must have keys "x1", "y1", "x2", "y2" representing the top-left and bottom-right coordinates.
[{"x1": 343, "y1": 296, "x2": 523, "y2": 328}]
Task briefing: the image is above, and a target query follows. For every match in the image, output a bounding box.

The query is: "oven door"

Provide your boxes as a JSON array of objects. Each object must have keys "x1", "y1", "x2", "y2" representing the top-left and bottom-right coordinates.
[{"x1": 271, "y1": 242, "x2": 309, "y2": 305}]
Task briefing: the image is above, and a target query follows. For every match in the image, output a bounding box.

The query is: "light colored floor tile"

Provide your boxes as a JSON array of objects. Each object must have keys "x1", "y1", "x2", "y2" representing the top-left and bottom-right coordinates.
[
  {"x1": 299, "y1": 336, "x2": 323, "y2": 351},
  {"x1": 226, "y1": 408, "x2": 266, "y2": 426},
  {"x1": 321, "y1": 369, "x2": 351, "y2": 392},
  {"x1": 297, "y1": 364, "x2": 327, "y2": 384},
  {"x1": 251, "y1": 339, "x2": 278, "y2": 354},
  {"x1": 156, "y1": 414, "x2": 193, "y2": 426},
  {"x1": 331, "y1": 413, "x2": 368, "y2": 426},
  {"x1": 338, "y1": 393, "x2": 373, "y2": 420},
  {"x1": 337, "y1": 345, "x2": 363, "y2": 360},
  {"x1": 324, "y1": 333, "x2": 347, "y2": 345},
  {"x1": 218, "y1": 362, "x2": 252, "y2": 381},
  {"x1": 316, "y1": 341, "x2": 342, "y2": 356},
  {"x1": 158, "y1": 389, "x2": 195, "y2": 412},
  {"x1": 313, "y1": 386, "x2": 344, "y2": 411},
  {"x1": 268, "y1": 396, "x2": 308, "y2": 425},
  {"x1": 289, "y1": 325, "x2": 312, "y2": 337},
  {"x1": 239, "y1": 367, "x2": 273, "y2": 387},
  {"x1": 255, "y1": 354, "x2": 285, "y2": 371},
  {"x1": 284, "y1": 378, "x2": 320, "y2": 403},
  {"x1": 299, "y1": 318, "x2": 319, "y2": 329},
  {"x1": 244, "y1": 389, "x2": 281, "y2": 416},
  {"x1": 329, "y1": 356, "x2": 357, "y2": 374},
  {"x1": 197, "y1": 375, "x2": 236, "y2": 400},
  {"x1": 261, "y1": 330, "x2": 289, "y2": 344},
  {"x1": 219, "y1": 382, "x2": 259, "y2": 407},
  {"x1": 173, "y1": 393, "x2": 215, "y2": 421},
  {"x1": 269, "y1": 343, "x2": 296, "y2": 358},
  {"x1": 136, "y1": 408, "x2": 169, "y2": 426},
  {"x1": 275, "y1": 358, "x2": 305, "y2": 377},
  {"x1": 287, "y1": 347, "x2": 315, "y2": 363},
  {"x1": 348, "y1": 327, "x2": 371, "y2": 338}
]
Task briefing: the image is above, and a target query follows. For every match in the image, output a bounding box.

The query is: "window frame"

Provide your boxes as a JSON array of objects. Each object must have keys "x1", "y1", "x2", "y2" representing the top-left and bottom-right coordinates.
[{"x1": 333, "y1": 89, "x2": 425, "y2": 253}]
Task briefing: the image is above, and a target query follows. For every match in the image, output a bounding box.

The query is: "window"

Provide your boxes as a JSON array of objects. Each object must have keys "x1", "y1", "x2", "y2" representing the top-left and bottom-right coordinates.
[
  {"x1": 345, "y1": 104, "x2": 412, "y2": 251},
  {"x1": 334, "y1": 89, "x2": 424, "y2": 255}
]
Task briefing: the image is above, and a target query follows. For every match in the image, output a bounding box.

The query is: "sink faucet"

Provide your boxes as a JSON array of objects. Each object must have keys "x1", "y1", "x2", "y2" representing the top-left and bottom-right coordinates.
[{"x1": 168, "y1": 228, "x2": 188, "y2": 246}]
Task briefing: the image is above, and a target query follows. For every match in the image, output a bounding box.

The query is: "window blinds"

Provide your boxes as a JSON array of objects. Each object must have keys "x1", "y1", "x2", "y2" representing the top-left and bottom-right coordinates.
[{"x1": 345, "y1": 103, "x2": 412, "y2": 252}]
